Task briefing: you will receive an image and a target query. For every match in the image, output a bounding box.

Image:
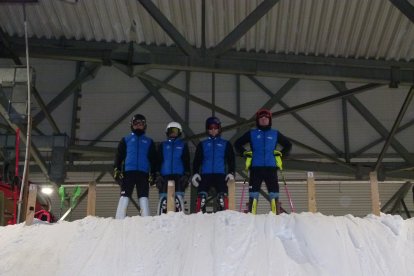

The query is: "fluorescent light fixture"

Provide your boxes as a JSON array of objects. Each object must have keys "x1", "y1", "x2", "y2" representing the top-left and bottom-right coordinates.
[{"x1": 41, "y1": 186, "x2": 54, "y2": 195}]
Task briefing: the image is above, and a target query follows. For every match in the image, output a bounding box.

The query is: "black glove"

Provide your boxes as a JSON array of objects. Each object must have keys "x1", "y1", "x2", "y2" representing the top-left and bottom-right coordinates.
[
  {"x1": 148, "y1": 173, "x2": 155, "y2": 186},
  {"x1": 155, "y1": 173, "x2": 164, "y2": 190},
  {"x1": 113, "y1": 168, "x2": 123, "y2": 181},
  {"x1": 180, "y1": 173, "x2": 190, "y2": 189}
]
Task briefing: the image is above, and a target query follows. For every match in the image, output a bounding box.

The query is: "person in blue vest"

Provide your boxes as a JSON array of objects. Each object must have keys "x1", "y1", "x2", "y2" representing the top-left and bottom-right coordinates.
[
  {"x1": 234, "y1": 108, "x2": 292, "y2": 214},
  {"x1": 155, "y1": 122, "x2": 190, "y2": 214},
  {"x1": 192, "y1": 116, "x2": 235, "y2": 213},
  {"x1": 113, "y1": 114, "x2": 157, "y2": 218}
]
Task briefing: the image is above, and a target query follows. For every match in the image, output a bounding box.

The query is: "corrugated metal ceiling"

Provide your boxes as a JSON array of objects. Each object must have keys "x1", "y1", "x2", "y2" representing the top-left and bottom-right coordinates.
[{"x1": 0, "y1": 0, "x2": 413, "y2": 61}]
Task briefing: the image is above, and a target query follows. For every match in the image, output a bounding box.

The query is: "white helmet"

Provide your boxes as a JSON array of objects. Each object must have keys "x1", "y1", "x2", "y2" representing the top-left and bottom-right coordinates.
[{"x1": 165, "y1": 121, "x2": 182, "y2": 137}]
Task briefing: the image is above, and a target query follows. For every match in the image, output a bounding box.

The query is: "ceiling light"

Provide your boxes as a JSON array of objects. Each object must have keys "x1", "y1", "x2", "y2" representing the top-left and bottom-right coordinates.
[{"x1": 41, "y1": 186, "x2": 54, "y2": 195}]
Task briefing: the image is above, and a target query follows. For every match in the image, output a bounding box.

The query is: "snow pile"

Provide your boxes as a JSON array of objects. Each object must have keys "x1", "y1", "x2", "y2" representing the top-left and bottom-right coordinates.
[{"x1": 0, "y1": 212, "x2": 413, "y2": 276}]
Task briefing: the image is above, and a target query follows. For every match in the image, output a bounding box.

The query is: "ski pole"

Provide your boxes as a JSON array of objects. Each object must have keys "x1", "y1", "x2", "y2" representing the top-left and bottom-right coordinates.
[{"x1": 280, "y1": 170, "x2": 295, "y2": 213}]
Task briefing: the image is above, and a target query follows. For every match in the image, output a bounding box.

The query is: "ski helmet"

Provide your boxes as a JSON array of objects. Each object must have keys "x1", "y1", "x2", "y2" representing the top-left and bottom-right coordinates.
[
  {"x1": 205, "y1": 116, "x2": 221, "y2": 134},
  {"x1": 255, "y1": 108, "x2": 272, "y2": 126},
  {"x1": 166, "y1": 121, "x2": 182, "y2": 137},
  {"x1": 130, "y1": 114, "x2": 147, "y2": 130}
]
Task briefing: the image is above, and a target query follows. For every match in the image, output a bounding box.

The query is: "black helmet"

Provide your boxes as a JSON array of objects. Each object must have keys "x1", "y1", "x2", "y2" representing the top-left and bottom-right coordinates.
[
  {"x1": 255, "y1": 108, "x2": 272, "y2": 127},
  {"x1": 130, "y1": 114, "x2": 146, "y2": 130}
]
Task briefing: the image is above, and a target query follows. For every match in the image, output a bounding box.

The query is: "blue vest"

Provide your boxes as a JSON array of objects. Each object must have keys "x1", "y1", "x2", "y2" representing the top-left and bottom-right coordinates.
[
  {"x1": 201, "y1": 137, "x2": 227, "y2": 174},
  {"x1": 250, "y1": 129, "x2": 278, "y2": 167},
  {"x1": 161, "y1": 138, "x2": 185, "y2": 175},
  {"x1": 124, "y1": 133, "x2": 152, "y2": 172}
]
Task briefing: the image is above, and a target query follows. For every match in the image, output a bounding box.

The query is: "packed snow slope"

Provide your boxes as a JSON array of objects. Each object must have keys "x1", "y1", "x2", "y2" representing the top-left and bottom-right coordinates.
[{"x1": 0, "y1": 211, "x2": 413, "y2": 276}]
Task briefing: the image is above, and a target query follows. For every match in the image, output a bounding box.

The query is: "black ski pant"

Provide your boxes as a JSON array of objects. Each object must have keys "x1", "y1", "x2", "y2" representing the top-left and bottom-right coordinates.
[
  {"x1": 249, "y1": 167, "x2": 279, "y2": 195},
  {"x1": 158, "y1": 174, "x2": 188, "y2": 194},
  {"x1": 120, "y1": 171, "x2": 149, "y2": 198},
  {"x1": 198, "y1": 173, "x2": 228, "y2": 195}
]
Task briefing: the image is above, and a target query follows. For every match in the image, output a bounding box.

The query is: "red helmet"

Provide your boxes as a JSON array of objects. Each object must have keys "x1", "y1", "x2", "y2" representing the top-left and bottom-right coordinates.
[{"x1": 255, "y1": 108, "x2": 272, "y2": 126}]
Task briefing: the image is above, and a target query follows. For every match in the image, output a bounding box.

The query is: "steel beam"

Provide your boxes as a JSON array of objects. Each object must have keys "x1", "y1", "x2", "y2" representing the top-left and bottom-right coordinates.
[
  {"x1": 191, "y1": 83, "x2": 382, "y2": 140},
  {"x1": 332, "y1": 82, "x2": 414, "y2": 164},
  {"x1": 352, "y1": 118, "x2": 414, "y2": 157},
  {"x1": 389, "y1": 0, "x2": 414, "y2": 23},
  {"x1": 32, "y1": 63, "x2": 101, "y2": 126},
  {"x1": 136, "y1": 72, "x2": 244, "y2": 122},
  {"x1": 210, "y1": 0, "x2": 280, "y2": 57},
  {"x1": 137, "y1": 0, "x2": 197, "y2": 57},
  {"x1": 3, "y1": 37, "x2": 414, "y2": 84},
  {"x1": 374, "y1": 86, "x2": 414, "y2": 171}
]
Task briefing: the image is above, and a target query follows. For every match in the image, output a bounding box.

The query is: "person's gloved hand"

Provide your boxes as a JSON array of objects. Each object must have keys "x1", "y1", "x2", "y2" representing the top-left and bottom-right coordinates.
[
  {"x1": 113, "y1": 168, "x2": 123, "y2": 181},
  {"x1": 155, "y1": 173, "x2": 164, "y2": 190},
  {"x1": 243, "y1": 151, "x2": 252, "y2": 158},
  {"x1": 192, "y1": 173, "x2": 201, "y2": 187},
  {"x1": 273, "y1": 150, "x2": 283, "y2": 170},
  {"x1": 148, "y1": 173, "x2": 156, "y2": 187},
  {"x1": 180, "y1": 173, "x2": 190, "y2": 189},
  {"x1": 225, "y1": 173, "x2": 234, "y2": 182},
  {"x1": 273, "y1": 150, "x2": 282, "y2": 157}
]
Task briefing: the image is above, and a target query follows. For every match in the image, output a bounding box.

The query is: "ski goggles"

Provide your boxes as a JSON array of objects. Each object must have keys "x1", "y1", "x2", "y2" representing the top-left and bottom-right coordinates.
[
  {"x1": 167, "y1": 127, "x2": 181, "y2": 135},
  {"x1": 207, "y1": 124, "x2": 220, "y2": 130},
  {"x1": 132, "y1": 119, "x2": 146, "y2": 126},
  {"x1": 257, "y1": 112, "x2": 271, "y2": 119}
]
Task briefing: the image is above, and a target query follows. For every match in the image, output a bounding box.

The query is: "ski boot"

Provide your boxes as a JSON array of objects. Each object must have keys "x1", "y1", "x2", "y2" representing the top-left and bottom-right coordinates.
[
  {"x1": 216, "y1": 193, "x2": 228, "y2": 211},
  {"x1": 269, "y1": 192, "x2": 280, "y2": 215},
  {"x1": 195, "y1": 192, "x2": 207, "y2": 213},
  {"x1": 115, "y1": 196, "x2": 129, "y2": 219},
  {"x1": 157, "y1": 196, "x2": 167, "y2": 215},
  {"x1": 139, "y1": 197, "x2": 150, "y2": 216},
  {"x1": 271, "y1": 198, "x2": 279, "y2": 215},
  {"x1": 248, "y1": 197, "x2": 258, "y2": 215},
  {"x1": 175, "y1": 193, "x2": 185, "y2": 212}
]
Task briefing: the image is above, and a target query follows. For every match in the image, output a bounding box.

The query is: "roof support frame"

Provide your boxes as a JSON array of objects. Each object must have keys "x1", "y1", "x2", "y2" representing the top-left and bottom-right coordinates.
[
  {"x1": 389, "y1": 0, "x2": 414, "y2": 23},
  {"x1": 342, "y1": 99, "x2": 351, "y2": 163},
  {"x1": 193, "y1": 83, "x2": 382, "y2": 140},
  {"x1": 135, "y1": 71, "x2": 245, "y2": 123},
  {"x1": 209, "y1": 0, "x2": 281, "y2": 57},
  {"x1": 352, "y1": 118, "x2": 414, "y2": 157},
  {"x1": 32, "y1": 62, "x2": 101, "y2": 127},
  {"x1": 374, "y1": 86, "x2": 414, "y2": 171},
  {"x1": 0, "y1": 28, "x2": 60, "y2": 133},
  {"x1": 185, "y1": 71, "x2": 190, "y2": 124},
  {"x1": 331, "y1": 82, "x2": 414, "y2": 165},
  {"x1": 88, "y1": 65, "x2": 181, "y2": 147},
  {"x1": 88, "y1": 92, "x2": 152, "y2": 147},
  {"x1": 137, "y1": 0, "x2": 198, "y2": 57},
  {"x1": 3, "y1": 37, "x2": 414, "y2": 84}
]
